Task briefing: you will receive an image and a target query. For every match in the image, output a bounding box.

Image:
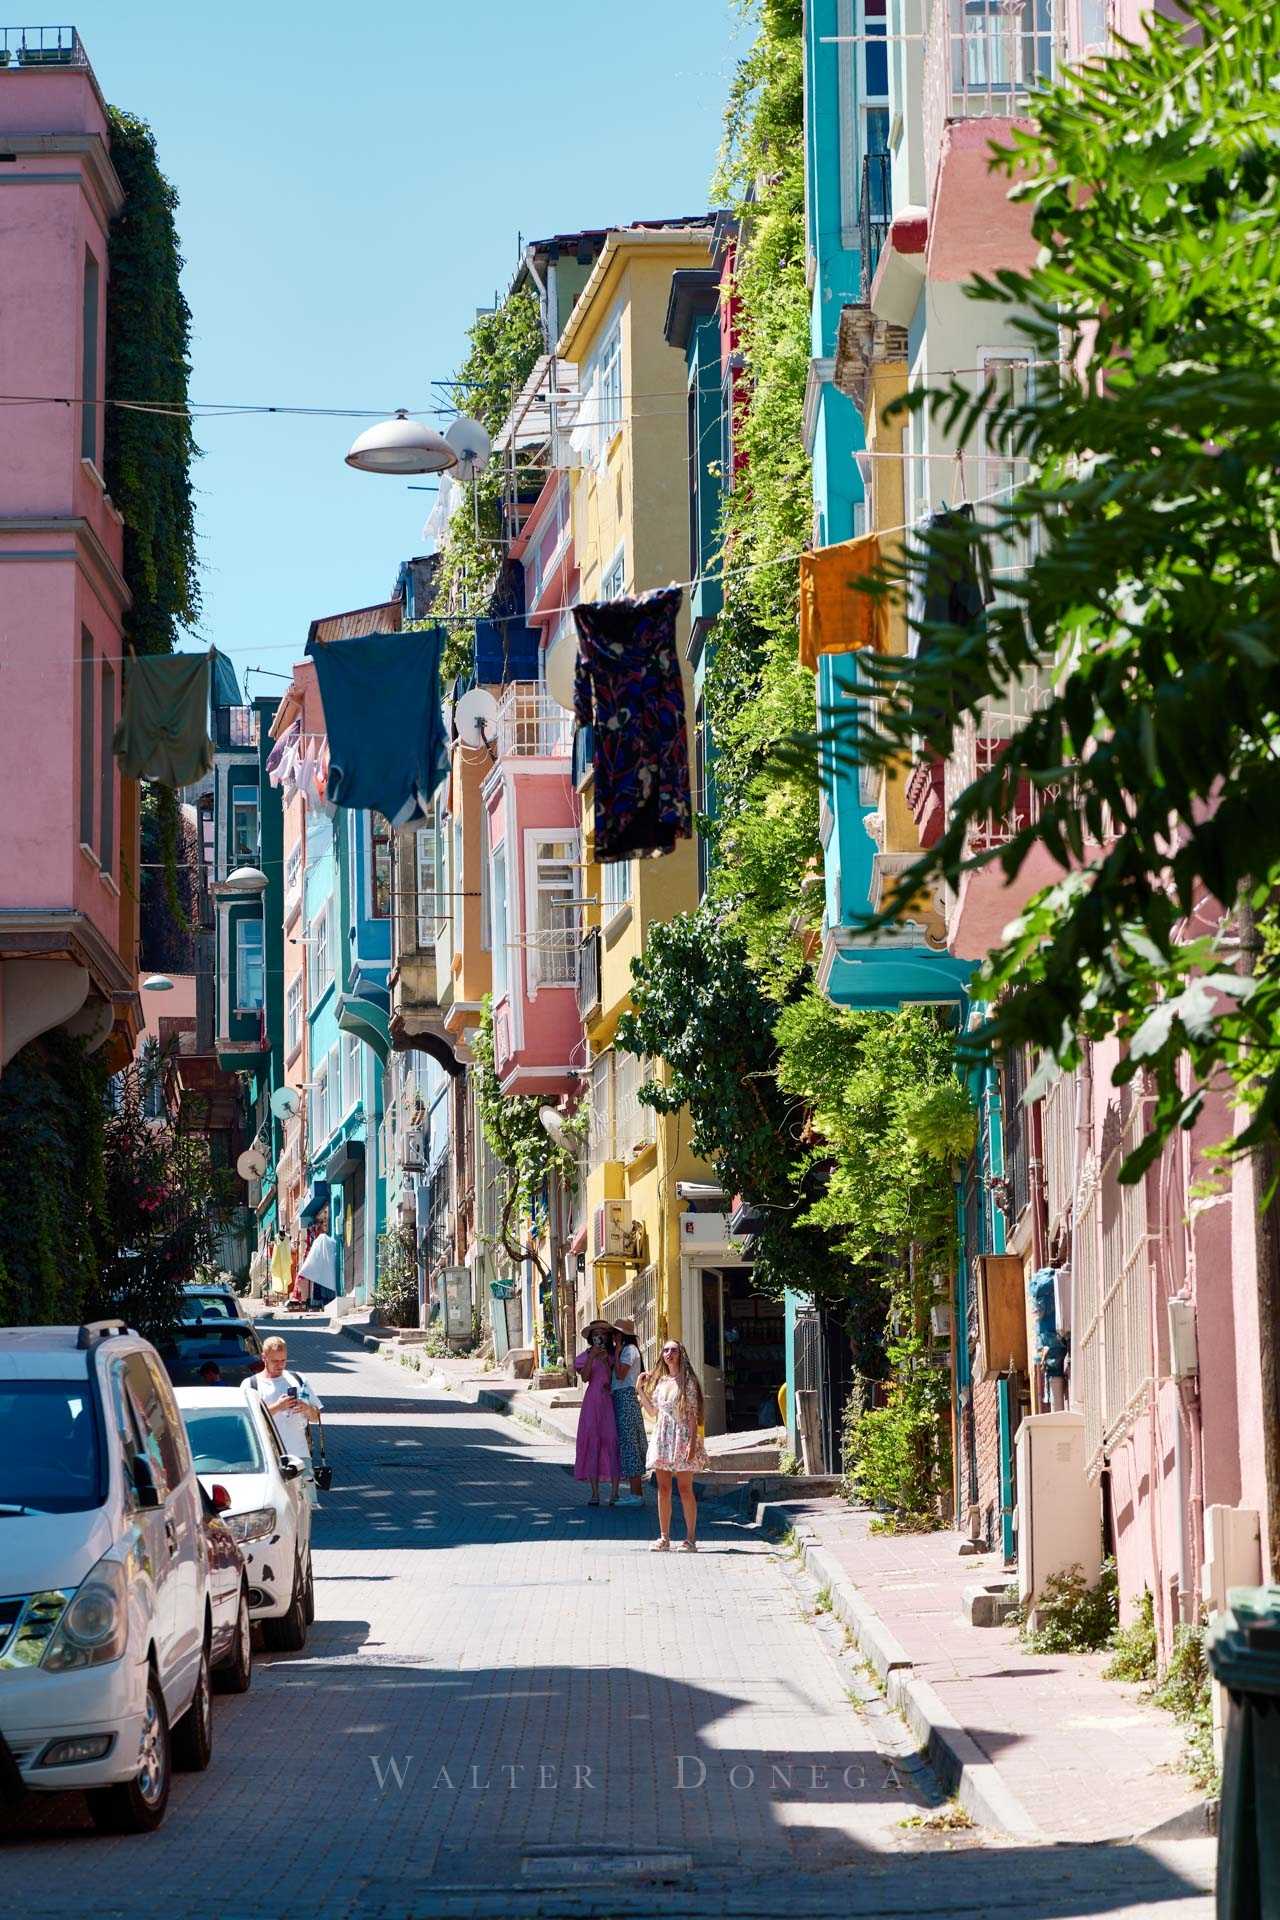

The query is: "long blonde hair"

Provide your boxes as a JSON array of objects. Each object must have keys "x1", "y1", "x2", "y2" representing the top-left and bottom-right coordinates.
[{"x1": 646, "y1": 1340, "x2": 704, "y2": 1420}]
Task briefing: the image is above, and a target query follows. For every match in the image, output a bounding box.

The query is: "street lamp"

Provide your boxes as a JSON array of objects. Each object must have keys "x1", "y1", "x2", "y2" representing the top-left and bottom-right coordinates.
[
  {"x1": 141, "y1": 974, "x2": 174, "y2": 992},
  {"x1": 223, "y1": 864, "x2": 269, "y2": 893},
  {"x1": 345, "y1": 410, "x2": 458, "y2": 476}
]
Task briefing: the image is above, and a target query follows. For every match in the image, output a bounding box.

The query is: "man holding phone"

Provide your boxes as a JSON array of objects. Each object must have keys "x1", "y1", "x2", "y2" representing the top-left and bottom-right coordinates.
[{"x1": 255, "y1": 1335, "x2": 323, "y2": 1506}]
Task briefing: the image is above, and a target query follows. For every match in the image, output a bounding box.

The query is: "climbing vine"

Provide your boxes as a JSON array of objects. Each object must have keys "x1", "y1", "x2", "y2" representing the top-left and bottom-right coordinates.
[
  {"x1": 435, "y1": 290, "x2": 545, "y2": 683},
  {"x1": 0, "y1": 1034, "x2": 110, "y2": 1328},
  {"x1": 104, "y1": 108, "x2": 200, "y2": 657},
  {"x1": 472, "y1": 998, "x2": 585, "y2": 1274}
]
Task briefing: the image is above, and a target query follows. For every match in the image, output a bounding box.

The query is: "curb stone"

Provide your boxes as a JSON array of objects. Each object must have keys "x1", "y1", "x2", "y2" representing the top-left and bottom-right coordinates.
[{"x1": 758, "y1": 1500, "x2": 1039, "y2": 1841}]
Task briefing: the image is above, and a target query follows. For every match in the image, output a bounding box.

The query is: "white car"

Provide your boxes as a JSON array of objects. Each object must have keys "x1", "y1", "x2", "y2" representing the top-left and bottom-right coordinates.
[
  {"x1": 0, "y1": 1321, "x2": 218, "y2": 1833},
  {"x1": 174, "y1": 1386, "x2": 314, "y2": 1651}
]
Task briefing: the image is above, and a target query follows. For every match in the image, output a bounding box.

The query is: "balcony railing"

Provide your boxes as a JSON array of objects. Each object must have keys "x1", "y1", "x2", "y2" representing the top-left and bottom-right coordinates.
[
  {"x1": 923, "y1": 0, "x2": 1058, "y2": 194},
  {"x1": 599, "y1": 1266, "x2": 658, "y2": 1370},
  {"x1": 0, "y1": 24, "x2": 85, "y2": 66},
  {"x1": 495, "y1": 684, "x2": 573, "y2": 760},
  {"x1": 213, "y1": 705, "x2": 260, "y2": 750},
  {"x1": 943, "y1": 668, "x2": 1057, "y2": 856},
  {"x1": 858, "y1": 150, "x2": 892, "y2": 303},
  {"x1": 576, "y1": 927, "x2": 601, "y2": 1022}
]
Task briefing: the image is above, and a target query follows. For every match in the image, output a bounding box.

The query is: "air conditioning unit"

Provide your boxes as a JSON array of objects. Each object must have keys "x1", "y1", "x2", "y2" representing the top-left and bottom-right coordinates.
[
  {"x1": 400, "y1": 1128, "x2": 427, "y2": 1172},
  {"x1": 593, "y1": 1200, "x2": 632, "y2": 1259},
  {"x1": 1015, "y1": 1412, "x2": 1101, "y2": 1617}
]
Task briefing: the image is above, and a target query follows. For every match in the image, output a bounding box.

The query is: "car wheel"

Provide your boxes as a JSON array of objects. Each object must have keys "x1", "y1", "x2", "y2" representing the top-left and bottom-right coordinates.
[
  {"x1": 303, "y1": 1554, "x2": 315, "y2": 1626},
  {"x1": 88, "y1": 1666, "x2": 171, "y2": 1834},
  {"x1": 214, "y1": 1585, "x2": 252, "y2": 1695},
  {"x1": 263, "y1": 1562, "x2": 307, "y2": 1653},
  {"x1": 172, "y1": 1642, "x2": 214, "y2": 1770}
]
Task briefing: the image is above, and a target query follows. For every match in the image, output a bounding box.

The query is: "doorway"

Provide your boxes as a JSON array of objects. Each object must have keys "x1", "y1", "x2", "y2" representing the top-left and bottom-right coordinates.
[{"x1": 700, "y1": 1267, "x2": 786, "y2": 1435}]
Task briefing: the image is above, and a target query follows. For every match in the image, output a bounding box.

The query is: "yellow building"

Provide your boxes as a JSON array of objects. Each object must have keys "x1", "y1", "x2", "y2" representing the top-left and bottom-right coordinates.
[{"x1": 555, "y1": 223, "x2": 716, "y2": 1365}]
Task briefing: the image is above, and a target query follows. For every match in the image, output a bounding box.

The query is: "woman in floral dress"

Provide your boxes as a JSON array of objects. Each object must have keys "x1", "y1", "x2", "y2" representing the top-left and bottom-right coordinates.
[{"x1": 639, "y1": 1340, "x2": 708, "y2": 1552}]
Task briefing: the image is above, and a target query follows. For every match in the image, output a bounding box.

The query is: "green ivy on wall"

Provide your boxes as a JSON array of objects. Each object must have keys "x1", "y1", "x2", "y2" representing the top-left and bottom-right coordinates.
[
  {"x1": 472, "y1": 999, "x2": 585, "y2": 1273},
  {"x1": 435, "y1": 290, "x2": 545, "y2": 684},
  {"x1": 103, "y1": 108, "x2": 200, "y2": 658},
  {"x1": 0, "y1": 1034, "x2": 109, "y2": 1328}
]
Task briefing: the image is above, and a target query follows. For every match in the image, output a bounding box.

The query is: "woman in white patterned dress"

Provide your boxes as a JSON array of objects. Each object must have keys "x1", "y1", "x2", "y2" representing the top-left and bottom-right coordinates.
[{"x1": 639, "y1": 1340, "x2": 708, "y2": 1553}]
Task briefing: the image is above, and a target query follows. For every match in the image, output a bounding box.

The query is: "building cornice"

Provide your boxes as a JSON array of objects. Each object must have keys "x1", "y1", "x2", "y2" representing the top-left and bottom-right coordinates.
[
  {"x1": 556, "y1": 227, "x2": 715, "y2": 361},
  {"x1": 0, "y1": 134, "x2": 125, "y2": 224},
  {"x1": 0, "y1": 515, "x2": 131, "y2": 611},
  {"x1": 0, "y1": 908, "x2": 133, "y2": 999}
]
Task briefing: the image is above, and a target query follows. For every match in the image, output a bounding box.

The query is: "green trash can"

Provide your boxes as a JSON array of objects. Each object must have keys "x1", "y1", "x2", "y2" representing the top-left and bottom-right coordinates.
[{"x1": 1206, "y1": 1586, "x2": 1280, "y2": 1920}]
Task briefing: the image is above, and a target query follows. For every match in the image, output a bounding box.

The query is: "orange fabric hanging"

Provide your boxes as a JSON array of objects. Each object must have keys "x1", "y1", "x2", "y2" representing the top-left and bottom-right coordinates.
[{"x1": 797, "y1": 533, "x2": 890, "y2": 670}]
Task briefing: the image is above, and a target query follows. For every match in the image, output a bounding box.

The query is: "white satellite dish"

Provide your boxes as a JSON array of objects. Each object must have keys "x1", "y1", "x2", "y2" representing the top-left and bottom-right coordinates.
[
  {"x1": 544, "y1": 632, "x2": 578, "y2": 712},
  {"x1": 270, "y1": 1085, "x2": 299, "y2": 1122},
  {"x1": 444, "y1": 415, "x2": 491, "y2": 483},
  {"x1": 454, "y1": 686, "x2": 499, "y2": 750},
  {"x1": 237, "y1": 1145, "x2": 268, "y2": 1184}
]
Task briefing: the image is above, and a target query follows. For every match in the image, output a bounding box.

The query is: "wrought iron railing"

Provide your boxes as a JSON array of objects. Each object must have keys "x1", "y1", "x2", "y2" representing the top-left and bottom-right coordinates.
[
  {"x1": 0, "y1": 24, "x2": 85, "y2": 66},
  {"x1": 576, "y1": 927, "x2": 601, "y2": 1021},
  {"x1": 922, "y1": 0, "x2": 1058, "y2": 196},
  {"x1": 495, "y1": 684, "x2": 573, "y2": 759},
  {"x1": 858, "y1": 150, "x2": 892, "y2": 303},
  {"x1": 600, "y1": 1266, "x2": 658, "y2": 1372}
]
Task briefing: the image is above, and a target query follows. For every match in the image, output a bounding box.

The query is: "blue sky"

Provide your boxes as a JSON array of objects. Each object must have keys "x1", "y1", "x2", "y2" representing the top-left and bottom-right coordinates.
[{"x1": 70, "y1": 1, "x2": 741, "y2": 694}]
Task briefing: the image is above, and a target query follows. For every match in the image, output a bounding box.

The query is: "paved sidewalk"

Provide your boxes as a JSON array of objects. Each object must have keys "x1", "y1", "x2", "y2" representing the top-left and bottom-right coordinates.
[{"x1": 768, "y1": 1497, "x2": 1208, "y2": 1845}]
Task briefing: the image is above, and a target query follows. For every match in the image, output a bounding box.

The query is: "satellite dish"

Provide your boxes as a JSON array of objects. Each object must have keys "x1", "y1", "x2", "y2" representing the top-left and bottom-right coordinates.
[
  {"x1": 544, "y1": 632, "x2": 578, "y2": 711},
  {"x1": 270, "y1": 1085, "x2": 299, "y2": 1122},
  {"x1": 444, "y1": 415, "x2": 491, "y2": 483},
  {"x1": 454, "y1": 686, "x2": 499, "y2": 750},
  {"x1": 237, "y1": 1145, "x2": 268, "y2": 1184},
  {"x1": 539, "y1": 1106, "x2": 570, "y2": 1150}
]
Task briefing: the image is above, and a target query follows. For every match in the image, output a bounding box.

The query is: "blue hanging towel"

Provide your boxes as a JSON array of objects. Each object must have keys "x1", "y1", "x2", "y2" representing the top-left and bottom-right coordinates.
[{"x1": 305, "y1": 626, "x2": 448, "y2": 826}]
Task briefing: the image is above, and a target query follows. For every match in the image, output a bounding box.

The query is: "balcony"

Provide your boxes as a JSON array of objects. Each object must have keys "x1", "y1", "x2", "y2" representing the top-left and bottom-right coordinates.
[
  {"x1": 576, "y1": 927, "x2": 601, "y2": 1022},
  {"x1": 0, "y1": 24, "x2": 85, "y2": 66},
  {"x1": 213, "y1": 706, "x2": 260, "y2": 751},
  {"x1": 858, "y1": 151, "x2": 892, "y2": 304},
  {"x1": 923, "y1": 0, "x2": 1057, "y2": 190},
  {"x1": 495, "y1": 685, "x2": 574, "y2": 760}
]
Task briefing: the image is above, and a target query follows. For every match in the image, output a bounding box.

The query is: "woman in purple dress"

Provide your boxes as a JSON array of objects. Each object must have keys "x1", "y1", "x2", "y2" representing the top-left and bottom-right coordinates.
[{"x1": 574, "y1": 1320, "x2": 621, "y2": 1506}]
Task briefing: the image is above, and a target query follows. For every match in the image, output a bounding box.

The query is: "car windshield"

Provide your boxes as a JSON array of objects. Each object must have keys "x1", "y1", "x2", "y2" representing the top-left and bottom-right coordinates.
[
  {"x1": 0, "y1": 1378, "x2": 104, "y2": 1513},
  {"x1": 179, "y1": 1294, "x2": 236, "y2": 1322},
  {"x1": 182, "y1": 1407, "x2": 265, "y2": 1475},
  {"x1": 172, "y1": 1329, "x2": 259, "y2": 1355}
]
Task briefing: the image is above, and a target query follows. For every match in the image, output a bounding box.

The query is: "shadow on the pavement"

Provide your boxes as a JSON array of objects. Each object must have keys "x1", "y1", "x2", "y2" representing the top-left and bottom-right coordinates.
[{"x1": 0, "y1": 1657, "x2": 1212, "y2": 1920}]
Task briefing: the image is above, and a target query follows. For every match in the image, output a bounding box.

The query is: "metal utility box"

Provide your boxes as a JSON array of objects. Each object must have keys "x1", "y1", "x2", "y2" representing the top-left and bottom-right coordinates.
[{"x1": 1015, "y1": 1412, "x2": 1101, "y2": 1615}]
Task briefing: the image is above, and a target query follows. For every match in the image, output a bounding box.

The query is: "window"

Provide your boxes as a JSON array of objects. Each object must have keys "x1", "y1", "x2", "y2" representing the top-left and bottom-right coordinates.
[
  {"x1": 478, "y1": 810, "x2": 491, "y2": 951},
  {"x1": 601, "y1": 548, "x2": 626, "y2": 602},
  {"x1": 79, "y1": 630, "x2": 95, "y2": 849},
  {"x1": 370, "y1": 815, "x2": 392, "y2": 919},
  {"x1": 310, "y1": 1060, "x2": 328, "y2": 1147},
  {"x1": 235, "y1": 917, "x2": 265, "y2": 1012},
  {"x1": 284, "y1": 840, "x2": 303, "y2": 910},
  {"x1": 863, "y1": 0, "x2": 888, "y2": 99},
  {"x1": 309, "y1": 900, "x2": 332, "y2": 999},
  {"x1": 415, "y1": 823, "x2": 437, "y2": 949},
  {"x1": 286, "y1": 976, "x2": 303, "y2": 1059},
  {"x1": 491, "y1": 843, "x2": 509, "y2": 1001},
  {"x1": 589, "y1": 1051, "x2": 615, "y2": 1162},
  {"x1": 528, "y1": 835, "x2": 579, "y2": 989},
  {"x1": 601, "y1": 857, "x2": 631, "y2": 919},
  {"x1": 327, "y1": 1042, "x2": 341, "y2": 1139},
  {"x1": 341, "y1": 1030, "x2": 360, "y2": 1116},
  {"x1": 231, "y1": 783, "x2": 259, "y2": 862},
  {"x1": 688, "y1": 382, "x2": 700, "y2": 579},
  {"x1": 81, "y1": 251, "x2": 100, "y2": 464},
  {"x1": 598, "y1": 321, "x2": 622, "y2": 442},
  {"x1": 99, "y1": 660, "x2": 115, "y2": 873},
  {"x1": 614, "y1": 1047, "x2": 657, "y2": 1157}
]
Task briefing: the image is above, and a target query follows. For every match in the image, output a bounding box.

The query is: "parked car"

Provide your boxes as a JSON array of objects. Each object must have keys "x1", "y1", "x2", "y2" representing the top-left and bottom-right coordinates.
[
  {"x1": 197, "y1": 1486, "x2": 252, "y2": 1694},
  {"x1": 174, "y1": 1386, "x2": 314, "y2": 1652},
  {"x1": 178, "y1": 1284, "x2": 248, "y2": 1325},
  {"x1": 0, "y1": 1321, "x2": 217, "y2": 1834},
  {"x1": 158, "y1": 1320, "x2": 264, "y2": 1388}
]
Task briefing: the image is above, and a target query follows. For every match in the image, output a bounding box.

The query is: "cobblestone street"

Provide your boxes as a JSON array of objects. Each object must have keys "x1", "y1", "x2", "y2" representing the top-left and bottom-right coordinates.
[{"x1": 1, "y1": 1329, "x2": 1215, "y2": 1918}]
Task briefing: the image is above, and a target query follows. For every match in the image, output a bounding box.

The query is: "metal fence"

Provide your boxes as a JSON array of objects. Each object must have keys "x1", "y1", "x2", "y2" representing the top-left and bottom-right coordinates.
[
  {"x1": 495, "y1": 685, "x2": 573, "y2": 759},
  {"x1": 600, "y1": 1266, "x2": 658, "y2": 1371},
  {"x1": 0, "y1": 24, "x2": 84, "y2": 64}
]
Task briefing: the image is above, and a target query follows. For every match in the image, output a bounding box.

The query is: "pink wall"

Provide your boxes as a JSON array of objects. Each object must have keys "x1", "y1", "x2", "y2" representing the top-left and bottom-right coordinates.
[{"x1": 485, "y1": 766, "x2": 582, "y2": 1090}]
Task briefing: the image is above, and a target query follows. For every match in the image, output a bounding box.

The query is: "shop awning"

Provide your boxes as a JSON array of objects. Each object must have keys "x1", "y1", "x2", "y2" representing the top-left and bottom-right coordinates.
[
  {"x1": 337, "y1": 992, "x2": 391, "y2": 1067},
  {"x1": 326, "y1": 1136, "x2": 365, "y2": 1182},
  {"x1": 300, "y1": 1179, "x2": 331, "y2": 1223}
]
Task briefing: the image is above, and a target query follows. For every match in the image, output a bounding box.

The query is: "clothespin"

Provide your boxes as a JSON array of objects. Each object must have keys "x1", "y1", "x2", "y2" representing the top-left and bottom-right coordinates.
[{"x1": 953, "y1": 447, "x2": 970, "y2": 505}]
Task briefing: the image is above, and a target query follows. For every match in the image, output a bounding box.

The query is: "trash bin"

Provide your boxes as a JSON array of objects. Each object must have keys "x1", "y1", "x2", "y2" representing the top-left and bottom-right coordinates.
[{"x1": 1206, "y1": 1585, "x2": 1280, "y2": 1920}]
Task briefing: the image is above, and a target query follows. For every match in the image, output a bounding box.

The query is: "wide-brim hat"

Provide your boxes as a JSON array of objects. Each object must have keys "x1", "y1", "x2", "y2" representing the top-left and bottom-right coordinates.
[
  {"x1": 615, "y1": 1318, "x2": 638, "y2": 1338},
  {"x1": 582, "y1": 1318, "x2": 619, "y2": 1339}
]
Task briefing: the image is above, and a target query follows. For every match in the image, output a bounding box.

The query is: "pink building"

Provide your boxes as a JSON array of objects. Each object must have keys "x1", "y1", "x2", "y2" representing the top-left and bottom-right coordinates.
[{"x1": 0, "y1": 30, "x2": 140, "y2": 1073}]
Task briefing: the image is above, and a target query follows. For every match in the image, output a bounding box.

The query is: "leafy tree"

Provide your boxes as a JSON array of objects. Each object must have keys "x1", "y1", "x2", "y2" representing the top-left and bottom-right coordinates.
[{"x1": 818, "y1": 0, "x2": 1280, "y2": 1177}]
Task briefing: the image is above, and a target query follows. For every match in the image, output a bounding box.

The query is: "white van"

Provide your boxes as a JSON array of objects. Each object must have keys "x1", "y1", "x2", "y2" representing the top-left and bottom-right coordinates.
[{"x1": 0, "y1": 1321, "x2": 215, "y2": 1832}]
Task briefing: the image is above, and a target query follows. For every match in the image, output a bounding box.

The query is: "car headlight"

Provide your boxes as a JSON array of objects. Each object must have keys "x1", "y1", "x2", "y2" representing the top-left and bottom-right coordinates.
[
  {"x1": 224, "y1": 1507, "x2": 278, "y2": 1544},
  {"x1": 42, "y1": 1557, "x2": 129, "y2": 1672}
]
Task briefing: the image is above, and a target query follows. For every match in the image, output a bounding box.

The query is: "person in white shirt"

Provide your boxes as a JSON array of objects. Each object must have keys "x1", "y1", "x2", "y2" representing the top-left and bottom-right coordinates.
[
  {"x1": 610, "y1": 1318, "x2": 647, "y2": 1506},
  {"x1": 255, "y1": 1335, "x2": 323, "y2": 1506}
]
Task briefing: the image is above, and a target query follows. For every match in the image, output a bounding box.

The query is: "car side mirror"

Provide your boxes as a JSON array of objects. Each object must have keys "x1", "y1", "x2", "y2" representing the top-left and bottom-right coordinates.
[
  {"x1": 210, "y1": 1483, "x2": 232, "y2": 1513},
  {"x1": 278, "y1": 1456, "x2": 301, "y2": 1481},
  {"x1": 132, "y1": 1453, "x2": 162, "y2": 1510}
]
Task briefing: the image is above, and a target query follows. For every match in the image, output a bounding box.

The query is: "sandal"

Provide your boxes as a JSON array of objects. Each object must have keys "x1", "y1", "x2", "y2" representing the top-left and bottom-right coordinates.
[
  {"x1": 587, "y1": 1496, "x2": 600, "y2": 1506},
  {"x1": 681, "y1": 1539, "x2": 698, "y2": 1553},
  {"x1": 651, "y1": 1537, "x2": 671, "y2": 1552}
]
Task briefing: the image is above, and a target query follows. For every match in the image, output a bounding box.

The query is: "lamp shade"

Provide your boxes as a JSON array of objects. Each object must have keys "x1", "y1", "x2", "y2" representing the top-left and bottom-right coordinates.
[
  {"x1": 345, "y1": 410, "x2": 458, "y2": 477},
  {"x1": 223, "y1": 864, "x2": 269, "y2": 893},
  {"x1": 141, "y1": 973, "x2": 174, "y2": 992}
]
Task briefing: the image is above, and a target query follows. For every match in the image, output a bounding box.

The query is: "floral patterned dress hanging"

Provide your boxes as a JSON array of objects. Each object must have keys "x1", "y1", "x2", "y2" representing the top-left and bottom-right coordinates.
[{"x1": 572, "y1": 586, "x2": 692, "y2": 861}]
